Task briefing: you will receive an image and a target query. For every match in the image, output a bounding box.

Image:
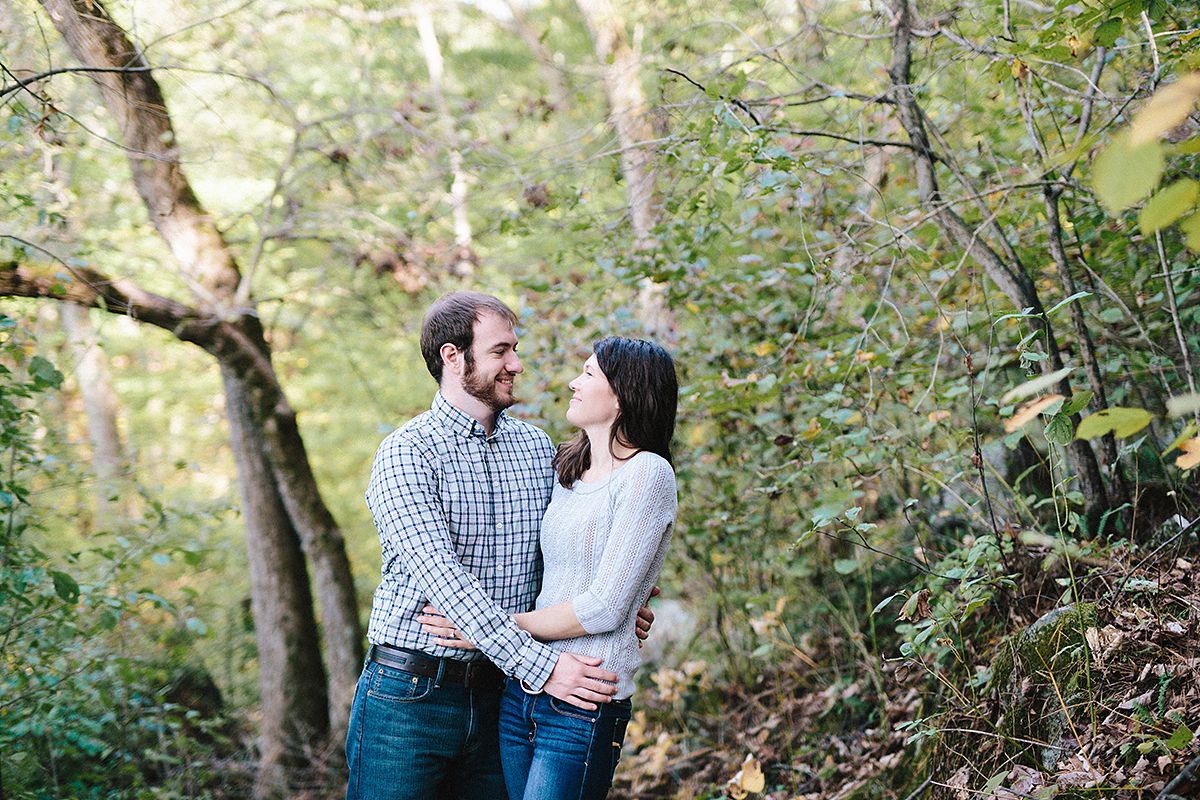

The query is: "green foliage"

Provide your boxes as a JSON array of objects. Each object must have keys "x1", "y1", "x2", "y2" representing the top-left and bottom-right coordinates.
[
  {"x1": 5, "y1": 0, "x2": 1200, "y2": 795},
  {"x1": 0, "y1": 314, "x2": 244, "y2": 798}
]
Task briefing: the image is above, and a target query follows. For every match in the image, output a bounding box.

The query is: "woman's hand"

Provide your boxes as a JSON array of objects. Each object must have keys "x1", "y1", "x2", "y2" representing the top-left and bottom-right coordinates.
[{"x1": 417, "y1": 605, "x2": 478, "y2": 650}]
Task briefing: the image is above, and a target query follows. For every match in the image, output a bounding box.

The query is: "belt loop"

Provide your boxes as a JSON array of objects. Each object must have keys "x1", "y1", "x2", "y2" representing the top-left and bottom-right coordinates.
[
  {"x1": 366, "y1": 644, "x2": 376, "y2": 665},
  {"x1": 434, "y1": 657, "x2": 446, "y2": 689}
]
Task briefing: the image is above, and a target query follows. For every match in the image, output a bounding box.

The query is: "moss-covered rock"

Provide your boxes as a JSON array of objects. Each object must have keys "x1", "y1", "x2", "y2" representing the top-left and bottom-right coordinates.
[{"x1": 990, "y1": 603, "x2": 1098, "y2": 768}]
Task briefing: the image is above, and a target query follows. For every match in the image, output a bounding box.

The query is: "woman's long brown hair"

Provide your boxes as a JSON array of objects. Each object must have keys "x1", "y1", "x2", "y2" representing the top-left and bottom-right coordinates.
[{"x1": 553, "y1": 337, "x2": 678, "y2": 487}]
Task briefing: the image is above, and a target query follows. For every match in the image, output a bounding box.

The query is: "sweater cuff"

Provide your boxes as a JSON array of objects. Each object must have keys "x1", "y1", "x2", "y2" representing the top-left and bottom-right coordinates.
[{"x1": 572, "y1": 592, "x2": 608, "y2": 635}]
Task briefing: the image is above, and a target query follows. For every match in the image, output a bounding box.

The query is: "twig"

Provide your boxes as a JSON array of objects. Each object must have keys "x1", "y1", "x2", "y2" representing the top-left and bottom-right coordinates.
[
  {"x1": 761, "y1": 126, "x2": 934, "y2": 154},
  {"x1": 663, "y1": 67, "x2": 760, "y2": 125},
  {"x1": 901, "y1": 775, "x2": 932, "y2": 800},
  {"x1": 1142, "y1": 11, "x2": 1161, "y2": 88},
  {"x1": 1155, "y1": 232, "x2": 1200, "y2": 418}
]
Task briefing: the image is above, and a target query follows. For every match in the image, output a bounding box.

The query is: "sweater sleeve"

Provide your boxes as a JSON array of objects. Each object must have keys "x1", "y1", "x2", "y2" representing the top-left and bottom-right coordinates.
[{"x1": 571, "y1": 455, "x2": 677, "y2": 635}]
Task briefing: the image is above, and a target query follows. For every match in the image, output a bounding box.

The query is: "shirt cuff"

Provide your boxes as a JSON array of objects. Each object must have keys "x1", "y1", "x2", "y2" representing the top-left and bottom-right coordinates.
[{"x1": 511, "y1": 638, "x2": 558, "y2": 691}]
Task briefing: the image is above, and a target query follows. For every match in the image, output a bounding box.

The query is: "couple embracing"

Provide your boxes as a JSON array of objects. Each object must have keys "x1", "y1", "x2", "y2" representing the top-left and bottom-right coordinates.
[{"x1": 345, "y1": 291, "x2": 679, "y2": 800}]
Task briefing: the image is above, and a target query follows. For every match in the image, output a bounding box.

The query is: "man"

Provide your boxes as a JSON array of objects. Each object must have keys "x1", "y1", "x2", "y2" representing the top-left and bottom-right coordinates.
[{"x1": 345, "y1": 292, "x2": 647, "y2": 799}]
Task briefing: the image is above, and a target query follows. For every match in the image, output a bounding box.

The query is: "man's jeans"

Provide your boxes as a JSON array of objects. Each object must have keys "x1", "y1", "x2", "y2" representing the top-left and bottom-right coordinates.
[
  {"x1": 497, "y1": 679, "x2": 632, "y2": 800},
  {"x1": 345, "y1": 659, "x2": 506, "y2": 800}
]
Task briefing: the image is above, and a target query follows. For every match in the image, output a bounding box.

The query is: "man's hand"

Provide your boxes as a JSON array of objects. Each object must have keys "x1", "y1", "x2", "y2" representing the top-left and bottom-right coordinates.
[
  {"x1": 542, "y1": 653, "x2": 618, "y2": 711},
  {"x1": 635, "y1": 585, "x2": 661, "y2": 647}
]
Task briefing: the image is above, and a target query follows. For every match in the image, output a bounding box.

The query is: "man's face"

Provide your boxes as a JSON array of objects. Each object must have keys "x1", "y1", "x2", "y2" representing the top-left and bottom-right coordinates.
[{"x1": 462, "y1": 312, "x2": 523, "y2": 411}]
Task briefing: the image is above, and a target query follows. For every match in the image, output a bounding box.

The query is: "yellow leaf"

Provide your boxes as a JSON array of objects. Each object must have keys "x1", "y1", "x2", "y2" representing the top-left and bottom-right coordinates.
[
  {"x1": 1092, "y1": 131, "x2": 1165, "y2": 214},
  {"x1": 1010, "y1": 58, "x2": 1029, "y2": 80},
  {"x1": 727, "y1": 753, "x2": 766, "y2": 797},
  {"x1": 1130, "y1": 73, "x2": 1200, "y2": 147},
  {"x1": 1075, "y1": 407, "x2": 1154, "y2": 440},
  {"x1": 1181, "y1": 212, "x2": 1200, "y2": 251},
  {"x1": 1005, "y1": 394, "x2": 1064, "y2": 432},
  {"x1": 800, "y1": 417, "x2": 822, "y2": 440},
  {"x1": 754, "y1": 341, "x2": 778, "y2": 357},
  {"x1": 1176, "y1": 437, "x2": 1200, "y2": 470},
  {"x1": 1138, "y1": 179, "x2": 1200, "y2": 235},
  {"x1": 928, "y1": 409, "x2": 951, "y2": 423},
  {"x1": 1163, "y1": 423, "x2": 1199, "y2": 457}
]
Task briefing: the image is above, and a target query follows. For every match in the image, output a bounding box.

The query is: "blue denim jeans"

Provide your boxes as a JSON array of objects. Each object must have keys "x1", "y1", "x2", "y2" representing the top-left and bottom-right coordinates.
[
  {"x1": 498, "y1": 679, "x2": 633, "y2": 800},
  {"x1": 345, "y1": 659, "x2": 506, "y2": 800}
]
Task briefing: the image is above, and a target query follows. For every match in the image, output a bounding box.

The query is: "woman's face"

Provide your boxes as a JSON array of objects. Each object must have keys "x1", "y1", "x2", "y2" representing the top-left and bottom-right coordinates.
[{"x1": 566, "y1": 354, "x2": 620, "y2": 429}]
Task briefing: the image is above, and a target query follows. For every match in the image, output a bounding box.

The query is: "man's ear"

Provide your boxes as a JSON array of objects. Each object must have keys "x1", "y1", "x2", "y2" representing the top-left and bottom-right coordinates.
[{"x1": 440, "y1": 342, "x2": 463, "y2": 377}]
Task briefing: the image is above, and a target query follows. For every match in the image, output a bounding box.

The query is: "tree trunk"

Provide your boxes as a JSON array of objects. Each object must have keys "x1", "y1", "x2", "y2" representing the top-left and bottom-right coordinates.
[
  {"x1": 223, "y1": 367, "x2": 329, "y2": 795},
  {"x1": 502, "y1": 0, "x2": 569, "y2": 106},
  {"x1": 415, "y1": 3, "x2": 475, "y2": 277},
  {"x1": 575, "y1": 0, "x2": 673, "y2": 335},
  {"x1": 887, "y1": 0, "x2": 1109, "y2": 525},
  {"x1": 60, "y1": 302, "x2": 125, "y2": 512},
  {"x1": 37, "y1": 0, "x2": 363, "y2": 764}
]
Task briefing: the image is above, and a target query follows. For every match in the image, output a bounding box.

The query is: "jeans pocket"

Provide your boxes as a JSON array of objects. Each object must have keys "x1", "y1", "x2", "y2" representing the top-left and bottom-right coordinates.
[
  {"x1": 547, "y1": 696, "x2": 601, "y2": 723},
  {"x1": 609, "y1": 714, "x2": 630, "y2": 779},
  {"x1": 366, "y1": 664, "x2": 435, "y2": 703}
]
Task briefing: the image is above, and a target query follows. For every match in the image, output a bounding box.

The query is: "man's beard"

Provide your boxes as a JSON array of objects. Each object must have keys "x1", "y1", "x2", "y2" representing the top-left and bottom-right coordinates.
[{"x1": 463, "y1": 356, "x2": 516, "y2": 411}]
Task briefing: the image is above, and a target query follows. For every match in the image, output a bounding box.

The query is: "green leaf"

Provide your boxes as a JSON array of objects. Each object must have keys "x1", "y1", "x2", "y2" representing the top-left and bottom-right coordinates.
[
  {"x1": 1061, "y1": 390, "x2": 1094, "y2": 417},
  {"x1": 1092, "y1": 131, "x2": 1165, "y2": 214},
  {"x1": 1165, "y1": 722, "x2": 1194, "y2": 750},
  {"x1": 1094, "y1": 18, "x2": 1121, "y2": 47},
  {"x1": 1045, "y1": 414, "x2": 1074, "y2": 444},
  {"x1": 983, "y1": 770, "x2": 1010, "y2": 796},
  {"x1": 1138, "y1": 179, "x2": 1199, "y2": 234},
  {"x1": 1001, "y1": 366, "x2": 1073, "y2": 404},
  {"x1": 1045, "y1": 291, "x2": 1092, "y2": 316},
  {"x1": 833, "y1": 558, "x2": 859, "y2": 575},
  {"x1": 29, "y1": 356, "x2": 64, "y2": 389},
  {"x1": 50, "y1": 570, "x2": 80, "y2": 603},
  {"x1": 872, "y1": 592, "x2": 903, "y2": 615},
  {"x1": 1075, "y1": 407, "x2": 1154, "y2": 440}
]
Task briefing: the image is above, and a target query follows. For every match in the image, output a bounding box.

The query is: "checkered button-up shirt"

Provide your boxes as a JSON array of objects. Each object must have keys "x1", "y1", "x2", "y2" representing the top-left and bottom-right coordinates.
[{"x1": 365, "y1": 392, "x2": 559, "y2": 689}]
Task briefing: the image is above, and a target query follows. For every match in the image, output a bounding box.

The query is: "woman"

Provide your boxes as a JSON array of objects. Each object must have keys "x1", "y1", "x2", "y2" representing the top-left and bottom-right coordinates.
[{"x1": 420, "y1": 336, "x2": 678, "y2": 800}]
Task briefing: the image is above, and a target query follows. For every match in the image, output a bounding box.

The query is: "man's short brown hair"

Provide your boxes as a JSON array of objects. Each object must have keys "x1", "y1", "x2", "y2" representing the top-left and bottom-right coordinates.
[{"x1": 420, "y1": 292, "x2": 519, "y2": 382}]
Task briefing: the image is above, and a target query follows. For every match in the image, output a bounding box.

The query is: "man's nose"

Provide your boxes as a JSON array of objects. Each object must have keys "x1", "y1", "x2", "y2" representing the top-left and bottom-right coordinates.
[{"x1": 507, "y1": 354, "x2": 524, "y2": 373}]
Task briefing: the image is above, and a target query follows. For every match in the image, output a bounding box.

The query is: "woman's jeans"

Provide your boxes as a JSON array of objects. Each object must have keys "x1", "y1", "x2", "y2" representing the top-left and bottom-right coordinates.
[{"x1": 498, "y1": 679, "x2": 632, "y2": 800}]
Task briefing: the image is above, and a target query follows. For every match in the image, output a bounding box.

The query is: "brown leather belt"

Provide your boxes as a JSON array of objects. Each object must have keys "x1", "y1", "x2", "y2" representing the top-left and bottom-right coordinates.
[{"x1": 367, "y1": 643, "x2": 503, "y2": 690}]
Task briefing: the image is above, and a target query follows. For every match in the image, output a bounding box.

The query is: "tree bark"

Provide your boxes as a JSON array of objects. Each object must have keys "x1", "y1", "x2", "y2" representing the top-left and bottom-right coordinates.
[
  {"x1": 887, "y1": 0, "x2": 1109, "y2": 524},
  {"x1": 502, "y1": 0, "x2": 569, "y2": 106},
  {"x1": 60, "y1": 303, "x2": 125, "y2": 511},
  {"x1": 224, "y1": 367, "x2": 330, "y2": 793},
  {"x1": 575, "y1": 0, "x2": 673, "y2": 335},
  {"x1": 36, "y1": 0, "x2": 363, "y2": 768},
  {"x1": 415, "y1": 3, "x2": 475, "y2": 277},
  {"x1": 1014, "y1": 73, "x2": 1130, "y2": 510}
]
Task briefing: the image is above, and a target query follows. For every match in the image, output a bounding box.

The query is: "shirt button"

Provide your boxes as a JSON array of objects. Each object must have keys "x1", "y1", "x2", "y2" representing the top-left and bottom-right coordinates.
[{"x1": 496, "y1": 564, "x2": 505, "y2": 573}]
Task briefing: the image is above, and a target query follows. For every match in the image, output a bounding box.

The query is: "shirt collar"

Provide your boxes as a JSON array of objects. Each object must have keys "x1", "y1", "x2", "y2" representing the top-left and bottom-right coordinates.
[{"x1": 431, "y1": 392, "x2": 510, "y2": 440}]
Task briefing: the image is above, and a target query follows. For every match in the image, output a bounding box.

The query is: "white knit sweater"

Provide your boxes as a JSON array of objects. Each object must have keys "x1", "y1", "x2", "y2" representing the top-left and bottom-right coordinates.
[{"x1": 534, "y1": 451, "x2": 677, "y2": 699}]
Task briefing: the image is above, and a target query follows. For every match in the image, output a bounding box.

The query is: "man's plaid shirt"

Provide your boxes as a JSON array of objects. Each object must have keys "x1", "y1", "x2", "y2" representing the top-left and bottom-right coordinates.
[{"x1": 365, "y1": 392, "x2": 559, "y2": 689}]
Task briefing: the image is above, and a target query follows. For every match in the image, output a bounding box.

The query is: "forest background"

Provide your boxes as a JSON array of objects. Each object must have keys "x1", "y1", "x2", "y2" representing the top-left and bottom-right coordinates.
[{"x1": 2, "y1": 0, "x2": 1199, "y2": 798}]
